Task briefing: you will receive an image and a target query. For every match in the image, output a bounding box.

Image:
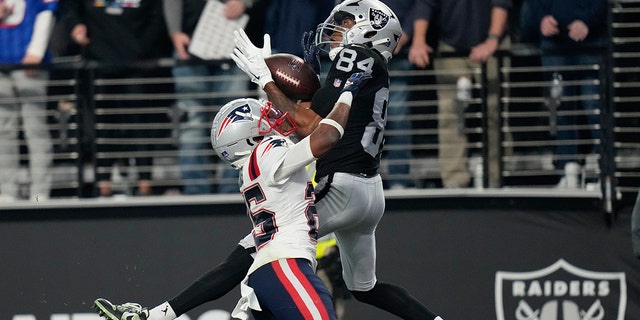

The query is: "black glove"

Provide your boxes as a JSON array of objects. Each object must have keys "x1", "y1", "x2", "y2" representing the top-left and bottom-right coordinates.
[
  {"x1": 301, "y1": 30, "x2": 321, "y2": 75},
  {"x1": 341, "y1": 71, "x2": 373, "y2": 96}
]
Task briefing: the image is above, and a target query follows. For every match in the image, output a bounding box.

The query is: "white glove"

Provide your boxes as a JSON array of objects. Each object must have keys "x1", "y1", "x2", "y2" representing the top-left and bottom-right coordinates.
[
  {"x1": 231, "y1": 29, "x2": 273, "y2": 89},
  {"x1": 259, "y1": 33, "x2": 272, "y2": 58}
]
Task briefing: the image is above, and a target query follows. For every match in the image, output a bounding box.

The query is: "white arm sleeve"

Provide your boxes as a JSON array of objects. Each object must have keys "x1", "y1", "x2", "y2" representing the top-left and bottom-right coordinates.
[
  {"x1": 26, "y1": 10, "x2": 54, "y2": 59},
  {"x1": 274, "y1": 136, "x2": 316, "y2": 181}
]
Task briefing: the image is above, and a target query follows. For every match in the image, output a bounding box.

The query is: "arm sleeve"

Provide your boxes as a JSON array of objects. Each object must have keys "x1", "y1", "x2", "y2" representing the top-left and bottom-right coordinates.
[
  {"x1": 162, "y1": 0, "x2": 183, "y2": 35},
  {"x1": 274, "y1": 136, "x2": 316, "y2": 181},
  {"x1": 26, "y1": 10, "x2": 55, "y2": 59},
  {"x1": 139, "y1": 1, "x2": 171, "y2": 59},
  {"x1": 168, "y1": 243, "x2": 256, "y2": 316},
  {"x1": 62, "y1": 0, "x2": 83, "y2": 28},
  {"x1": 491, "y1": 0, "x2": 513, "y2": 10}
]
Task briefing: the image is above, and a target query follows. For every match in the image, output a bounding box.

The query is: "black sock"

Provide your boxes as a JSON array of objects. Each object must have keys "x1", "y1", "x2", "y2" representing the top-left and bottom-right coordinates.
[
  {"x1": 168, "y1": 245, "x2": 254, "y2": 316},
  {"x1": 350, "y1": 281, "x2": 438, "y2": 320}
]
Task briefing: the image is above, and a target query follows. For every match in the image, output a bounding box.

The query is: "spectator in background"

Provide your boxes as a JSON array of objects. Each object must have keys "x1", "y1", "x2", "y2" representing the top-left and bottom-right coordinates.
[
  {"x1": 263, "y1": 0, "x2": 334, "y2": 57},
  {"x1": 383, "y1": 0, "x2": 428, "y2": 190},
  {"x1": 64, "y1": 0, "x2": 173, "y2": 197},
  {"x1": 517, "y1": 0, "x2": 541, "y2": 45},
  {"x1": 410, "y1": 0, "x2": 512, "y2": 188},
  {"x1": 530, "y1": 0, "x2": 608, "y2": 188},
  {"x1": 162, "y1": 0, "x2": 263, "y2": 195},
  {"x1": 0, "y1": 0, "x2": 56, "y2": 202}
]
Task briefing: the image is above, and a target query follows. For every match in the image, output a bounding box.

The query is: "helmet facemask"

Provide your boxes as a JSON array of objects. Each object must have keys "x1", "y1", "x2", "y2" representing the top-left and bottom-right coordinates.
[{"x1": 259, "y1": 101, "x2": 298, "y2": 137}]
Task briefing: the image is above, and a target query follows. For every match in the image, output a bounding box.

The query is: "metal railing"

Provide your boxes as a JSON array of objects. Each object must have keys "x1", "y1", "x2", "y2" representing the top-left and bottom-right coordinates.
[{"x1": 0, "y1": 1, "x2": 638, "y2": 212}]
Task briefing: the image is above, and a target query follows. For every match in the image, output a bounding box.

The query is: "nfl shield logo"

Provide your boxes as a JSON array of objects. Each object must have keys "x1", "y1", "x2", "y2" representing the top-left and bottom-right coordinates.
[{"x1": 495, "y1": 259, "x2": 626, "y2": 320}]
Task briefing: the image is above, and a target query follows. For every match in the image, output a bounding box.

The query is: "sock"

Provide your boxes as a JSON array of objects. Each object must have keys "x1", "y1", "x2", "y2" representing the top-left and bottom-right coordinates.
[
  {"x1": 350, "y1": 281, "x2": 438, "y2": 320},
  {"x1": 149, "y1": 302, "x2": 177, "y2": 320},
  {"x1": 435, "y1": 317, "x2": 444, "y2": 320}
]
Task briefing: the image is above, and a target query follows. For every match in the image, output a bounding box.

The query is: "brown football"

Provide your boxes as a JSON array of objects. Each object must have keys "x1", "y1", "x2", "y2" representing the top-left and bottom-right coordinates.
[{"x1": 265, "y1": 53, "x2": 321, "y2": 101}]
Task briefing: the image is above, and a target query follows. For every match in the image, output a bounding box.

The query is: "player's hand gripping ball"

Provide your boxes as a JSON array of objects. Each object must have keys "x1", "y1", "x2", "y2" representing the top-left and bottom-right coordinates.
[{"x1": 265, "y1": 53, "x2": 321, "y2": 101}]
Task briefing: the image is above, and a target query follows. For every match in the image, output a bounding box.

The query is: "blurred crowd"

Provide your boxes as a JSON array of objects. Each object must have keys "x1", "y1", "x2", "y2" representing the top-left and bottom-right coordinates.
[{"x1": 0, "y1": 0, "x2": 620, "y2": 201}]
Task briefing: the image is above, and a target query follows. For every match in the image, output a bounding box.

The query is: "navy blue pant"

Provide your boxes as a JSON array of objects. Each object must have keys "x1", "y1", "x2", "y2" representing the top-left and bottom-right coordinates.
[{"x1": 249, "y1": 258, "x2": 336, "y2": 320}]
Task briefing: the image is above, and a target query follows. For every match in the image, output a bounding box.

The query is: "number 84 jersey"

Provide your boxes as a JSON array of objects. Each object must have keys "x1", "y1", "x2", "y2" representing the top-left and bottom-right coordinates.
[{"x1": 311, "y1": 44, "x2": 390, "y2": 181}]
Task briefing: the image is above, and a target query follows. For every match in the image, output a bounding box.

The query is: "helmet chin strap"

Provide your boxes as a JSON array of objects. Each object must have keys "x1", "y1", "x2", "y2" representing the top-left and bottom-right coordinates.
[
  {"x1": 329, "y1": 47, "x2": 344, "y2": 61},
  {"x1": 231, "y1": 153, "x2": 251, "y2": 169},
  {"x1": 370, "y1": 38, "x2": 393, "y2": 62},
  {"x1": 230, "y1": 136, "x2": 263, "y2": 169}
]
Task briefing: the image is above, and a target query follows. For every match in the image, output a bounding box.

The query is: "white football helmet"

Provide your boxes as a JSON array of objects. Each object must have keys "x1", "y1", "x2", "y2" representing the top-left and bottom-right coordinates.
[
  {"x1": 315, "y1": 0, "x2": 402, "y2": 62},
  {"x1": 210, "y1": 98, "x2": 297, "y2": 169}
]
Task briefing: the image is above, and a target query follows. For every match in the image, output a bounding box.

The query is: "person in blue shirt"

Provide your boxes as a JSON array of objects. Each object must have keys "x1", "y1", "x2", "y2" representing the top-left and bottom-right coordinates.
[
  {"x1": 409, "y1": 0, "x2": 513, "y2": 189},
  {"x1": 0, "y1": 0, "x2": 57, "y2": 202},
  {"x1": 162, "y1": 0, "x2": 266, "y2": 195}
]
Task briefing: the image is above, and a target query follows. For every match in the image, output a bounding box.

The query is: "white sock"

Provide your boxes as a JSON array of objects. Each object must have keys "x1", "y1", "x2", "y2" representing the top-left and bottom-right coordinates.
[
  {"x1": 434, "y1": 317, "x2": 444, "y2": 320},
  {"x1": 149, "y1": 301, "x2": 177, "y2": 320}
]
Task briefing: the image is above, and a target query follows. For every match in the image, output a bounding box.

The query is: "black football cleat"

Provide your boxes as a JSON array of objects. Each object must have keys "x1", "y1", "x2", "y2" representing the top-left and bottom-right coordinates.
[{"x1": 93, "y1": 298, "x2": 149, "y2": 320}]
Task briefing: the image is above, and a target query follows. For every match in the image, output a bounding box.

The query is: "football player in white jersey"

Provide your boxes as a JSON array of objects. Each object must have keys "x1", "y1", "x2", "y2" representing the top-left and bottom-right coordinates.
[
  {"x1": 94, "y1": 70, "x2": 371, "y2": 320},
  {"x1": 213, "y1": 98, "x2": 333, "y2": 320}
]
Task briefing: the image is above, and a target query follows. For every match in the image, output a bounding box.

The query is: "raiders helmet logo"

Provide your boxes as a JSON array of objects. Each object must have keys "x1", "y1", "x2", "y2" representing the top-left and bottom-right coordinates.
[{"x1": 369, "y1": 8, "x2": 388, "y2": 30}]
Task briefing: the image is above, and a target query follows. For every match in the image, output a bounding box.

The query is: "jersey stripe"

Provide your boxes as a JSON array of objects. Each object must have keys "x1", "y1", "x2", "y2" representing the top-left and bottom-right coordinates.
[
  {"x1": 284, "y1": 259, "x2": 330, "y2": 320},
  {"x1": 248, "y1": 149, "x2": 261, "y2": 181},
  {"x1": 272, "y1": 259, "x2": 329, "y2": 320}
]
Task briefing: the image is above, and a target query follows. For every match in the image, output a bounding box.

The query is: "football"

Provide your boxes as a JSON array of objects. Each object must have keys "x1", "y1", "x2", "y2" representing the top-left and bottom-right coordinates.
[{"x1": 265, "y1": 53, "x2": 321, "y2": 101}]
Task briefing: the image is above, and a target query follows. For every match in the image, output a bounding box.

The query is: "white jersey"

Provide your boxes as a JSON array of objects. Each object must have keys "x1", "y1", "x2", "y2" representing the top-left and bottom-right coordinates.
[{"x1": 240, "y1": 135, "x2": 319, "y2": 275}]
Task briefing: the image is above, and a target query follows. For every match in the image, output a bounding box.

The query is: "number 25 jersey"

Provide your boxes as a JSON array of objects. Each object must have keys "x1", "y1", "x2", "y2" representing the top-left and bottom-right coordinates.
[{"x1": 240, "y1": 136, "x2": 319, "y2": 275}]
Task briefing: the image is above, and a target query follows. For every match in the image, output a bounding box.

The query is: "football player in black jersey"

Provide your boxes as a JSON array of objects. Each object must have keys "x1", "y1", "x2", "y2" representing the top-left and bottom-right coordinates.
[
  {"x1": 92, "y1": 1, "x2": 444, "y2": 320},
  {"x1": 232, "y1": 1, "x2": 442, "y2": 319}
]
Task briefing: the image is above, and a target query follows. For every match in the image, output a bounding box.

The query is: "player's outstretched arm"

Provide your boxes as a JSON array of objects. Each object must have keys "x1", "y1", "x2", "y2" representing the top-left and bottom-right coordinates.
[
  {"x1": 263, "y1": 82, "x2": 322, "y2": 137},
  {"x1": 273, "y1": 71, "x2": 371, "y2": 181},
  {"x1": 307, "y1": 71, "x2": 372, "y2": 158},
  {"x1": 231, "y1": 29, "x2": 323, "y2": 138}
]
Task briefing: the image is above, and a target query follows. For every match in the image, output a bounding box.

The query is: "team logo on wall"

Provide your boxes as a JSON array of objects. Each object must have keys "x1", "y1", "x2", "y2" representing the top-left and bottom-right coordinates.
[{"x1": 495, "y1": 259, "x2": 626, "y2": 320}]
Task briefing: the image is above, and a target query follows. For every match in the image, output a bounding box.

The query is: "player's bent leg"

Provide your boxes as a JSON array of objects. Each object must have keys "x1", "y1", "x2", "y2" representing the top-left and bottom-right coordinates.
[
  {"x1": 350, "y1": 282, "x2": 441, "y2": 320},
  {"x1": 93, "y1": 298, "x2": 149, "y2": 320}
]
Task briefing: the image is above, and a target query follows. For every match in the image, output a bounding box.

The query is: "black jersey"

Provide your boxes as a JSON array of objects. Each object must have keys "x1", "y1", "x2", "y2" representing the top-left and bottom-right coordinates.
[{"x1": 311, "y1": 45, "x2": 389, "y2": 180}]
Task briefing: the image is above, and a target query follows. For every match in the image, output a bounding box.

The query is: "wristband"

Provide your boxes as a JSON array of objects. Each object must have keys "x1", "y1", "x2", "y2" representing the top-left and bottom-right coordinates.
[
  {"x1": 336, "y1": 91, "x2": 353, "y2": 106},
  {"x1": 319, "y1": 119, "x2": 344, "y2": 139},
  {"x1": 488, "y1": 33, "x2": 501, "y2": 41}
]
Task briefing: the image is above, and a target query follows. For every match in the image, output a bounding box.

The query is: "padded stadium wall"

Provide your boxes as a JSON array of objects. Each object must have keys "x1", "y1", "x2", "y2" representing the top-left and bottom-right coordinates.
[{"x1": 1, "y1": 195, "x2": 638, "y2": 320}]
